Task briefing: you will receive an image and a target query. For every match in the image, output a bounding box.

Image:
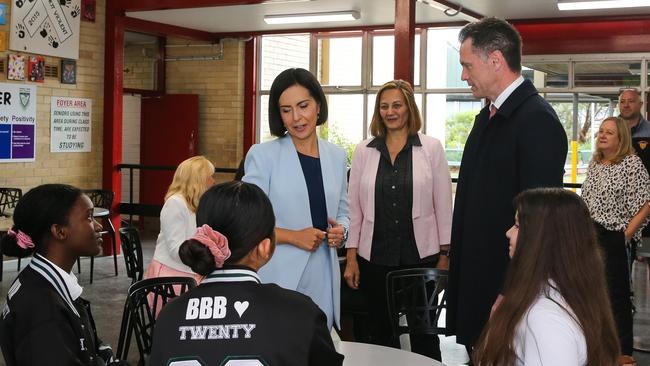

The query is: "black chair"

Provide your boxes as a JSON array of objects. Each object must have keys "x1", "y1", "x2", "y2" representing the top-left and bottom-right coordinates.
[
  {"x1": 0, "y1": 188, "x2": 21, "y2": 217},
  {"x1": 0, "y1": 188, "x2": 24, "y2": 274},
  {"x1": 116, "y1": 276, "x2": 197, "y2": 366},
  {"x1": 386, "y1": 268, "x2": 448, "y2": 346},
  {"x1": 81, "y1": 189, "x2": 118, "y2": 283},
  {"x1": 118, "y1": 226, "x2": 144, "y2": 285}
]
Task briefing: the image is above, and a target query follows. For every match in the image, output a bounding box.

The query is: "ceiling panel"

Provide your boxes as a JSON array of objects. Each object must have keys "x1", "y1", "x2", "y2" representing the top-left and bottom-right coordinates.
[{"x1": 125, "y1": 0, "x2": 650, "y2": 34}]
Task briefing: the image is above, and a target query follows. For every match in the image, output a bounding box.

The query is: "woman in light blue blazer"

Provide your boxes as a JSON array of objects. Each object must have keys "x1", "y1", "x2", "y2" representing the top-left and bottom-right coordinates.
[{"x1": 243, "y1": 68, "x2": 350, "y2": 329}]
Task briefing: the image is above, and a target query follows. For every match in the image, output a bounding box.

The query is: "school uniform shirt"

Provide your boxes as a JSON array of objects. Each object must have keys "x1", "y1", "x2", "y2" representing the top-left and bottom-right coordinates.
[
  {"x1": 513, "y1": 283, "x2": 587, "y2": 366},
  {"x1": 150, "y1": 267, "x2": 344, "y2": 366},
  {"x1": 0, "y1": 254, "x2": 114, "y2": 366},
  {"x1": 151, "y1": 194, "x2": 197, "y2": 274}
]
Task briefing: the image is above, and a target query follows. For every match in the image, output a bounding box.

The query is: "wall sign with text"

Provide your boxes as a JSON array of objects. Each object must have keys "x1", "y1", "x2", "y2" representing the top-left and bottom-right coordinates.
[
  {"x1": 0, "y1": 83, "x2": 37, "y2": 163},
  {"x1": 10, "y1": 0, "x2": 81, "y2": 59},
  {"x1": 51, "y1": 96, "x2": 91, "y2": 153}
]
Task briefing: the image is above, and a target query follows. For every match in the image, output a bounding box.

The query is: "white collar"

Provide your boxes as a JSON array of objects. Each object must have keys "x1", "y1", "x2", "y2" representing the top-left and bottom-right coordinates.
[
  {"x1": 491, "y1": 75, "x2": 525, "y2": 110},
  {"x1": 35, "y1": 255, "x2": 83, "y2": 300}
]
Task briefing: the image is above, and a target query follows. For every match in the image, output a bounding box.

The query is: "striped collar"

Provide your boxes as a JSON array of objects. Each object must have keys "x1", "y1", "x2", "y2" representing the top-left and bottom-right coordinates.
[
  {"x1": 202, "y1": 268, "x2": 261, "y2": 284},
  {"x1": 29, "y1": 254, "x2": 80, "y2": 317}
]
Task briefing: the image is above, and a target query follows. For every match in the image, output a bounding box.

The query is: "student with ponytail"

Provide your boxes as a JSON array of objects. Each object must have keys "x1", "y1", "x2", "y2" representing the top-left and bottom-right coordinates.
[
  {"x1": 150, "y1": 181, "x2": 343, "y2": 366},
  {"x1": 0, "y1": 184, "x2": 126, "y2": 366}
]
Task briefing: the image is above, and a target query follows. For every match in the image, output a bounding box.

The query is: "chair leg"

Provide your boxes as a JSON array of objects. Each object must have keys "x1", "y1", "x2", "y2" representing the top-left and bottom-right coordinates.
[
  {"x1": 106, "y1": 219, "x2": 118, "y2": 276},
  {"x1": 77, "y1": 257, "x2": 81, "y2": 274},
  {"x1": 16, "y1": 257, "x2": 21, "y2": 271},
  {"x1": 90, "y1": 256, "x2": 94, "y2": 284}
]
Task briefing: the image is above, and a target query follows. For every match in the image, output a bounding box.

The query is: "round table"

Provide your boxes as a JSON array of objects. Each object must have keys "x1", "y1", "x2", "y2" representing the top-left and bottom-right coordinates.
[{"x1": 334, "y1": 341, "x2": 443, "y2": 366}]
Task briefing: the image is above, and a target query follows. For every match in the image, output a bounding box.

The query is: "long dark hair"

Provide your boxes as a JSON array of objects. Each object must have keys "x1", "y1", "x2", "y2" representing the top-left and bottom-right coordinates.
[
  {"x1": 473, "y1": 188, "x2": 619, "y2": 366},
  {"x1": 1, "y1": 184, "x2": 82, "y2": 257},
  {"x1": 179, "y1": 181, "x2": 275, "y2": 276}
]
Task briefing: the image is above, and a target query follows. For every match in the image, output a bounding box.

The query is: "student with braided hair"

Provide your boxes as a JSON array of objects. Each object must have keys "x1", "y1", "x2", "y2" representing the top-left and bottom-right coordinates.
[{"x1": 0, "y1": 184, "x2": 127, "y2": 366}]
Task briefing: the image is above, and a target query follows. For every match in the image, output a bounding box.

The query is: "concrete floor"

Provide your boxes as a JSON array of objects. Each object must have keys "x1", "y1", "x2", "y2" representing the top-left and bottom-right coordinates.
[{"x1": 0, "y1": 229, "x2": 649, "y2": 365}]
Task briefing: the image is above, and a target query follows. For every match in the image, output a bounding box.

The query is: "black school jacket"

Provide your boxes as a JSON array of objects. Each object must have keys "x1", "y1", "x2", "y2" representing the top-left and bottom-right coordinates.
[
  {"x1": 0, "y1": 254, "x2": 112, "y2": 366},
  {"x1": 150, "y1": 267, "x2": 344, "y2": 366}
]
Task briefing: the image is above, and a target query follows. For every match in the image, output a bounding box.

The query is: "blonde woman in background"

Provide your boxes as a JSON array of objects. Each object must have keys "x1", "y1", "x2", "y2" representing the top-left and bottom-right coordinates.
[{"x1": 144, "y1": 156, "x2": 216, "y2": 284}]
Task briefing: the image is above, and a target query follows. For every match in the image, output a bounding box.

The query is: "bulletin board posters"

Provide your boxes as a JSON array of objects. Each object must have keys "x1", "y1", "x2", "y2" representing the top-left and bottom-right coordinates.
[
  {"x1": 50, "y1": 96, "x2": 91, "y2": 153},
  {"x1": 9, "y1": 0, "x2": 81, "y2": 59},
  {"x1": 0, "y1": 83, "x2": 37, "y2": 163}
]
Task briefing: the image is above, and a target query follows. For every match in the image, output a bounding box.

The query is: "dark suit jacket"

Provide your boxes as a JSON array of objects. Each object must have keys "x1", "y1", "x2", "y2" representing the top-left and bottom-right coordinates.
[{"x1": 446, "y1": 79, "x2": 568, "y2": 346}]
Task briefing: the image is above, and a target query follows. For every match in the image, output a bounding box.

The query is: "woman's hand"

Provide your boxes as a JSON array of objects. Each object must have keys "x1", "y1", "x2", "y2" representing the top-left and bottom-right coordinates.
[
  {"x1": 292, "y1": 227, "x2": 326, "y2": 252},
  {"x1": 436, "y1": 254, "x2": 449, "y2": 270},
  {"x1": 344, "y1": 256, "x2": 360, "y2": 289},
  {"x1": 326, "y1": 218, "x2": 345, "y2": 248}
]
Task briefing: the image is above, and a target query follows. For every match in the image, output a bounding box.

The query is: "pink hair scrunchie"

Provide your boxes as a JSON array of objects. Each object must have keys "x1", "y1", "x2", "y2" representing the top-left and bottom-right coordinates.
[
  {"x1": 191, "y1": 224, "x2": 231, "y2": 268},
  {"x1": 7, "y1": 228, "x2": 35, "y2": 250}
]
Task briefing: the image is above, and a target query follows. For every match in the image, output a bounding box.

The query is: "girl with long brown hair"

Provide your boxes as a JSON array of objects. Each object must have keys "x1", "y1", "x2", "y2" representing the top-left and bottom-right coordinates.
[{"x1": 473, "y1": 188, "x2": 620, "y2": 366}]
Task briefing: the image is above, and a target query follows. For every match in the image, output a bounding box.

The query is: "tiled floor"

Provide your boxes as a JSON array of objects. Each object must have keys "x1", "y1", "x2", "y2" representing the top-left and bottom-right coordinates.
[{"x1": 0, "y1": 229, "x2": 649, "y2": 365}]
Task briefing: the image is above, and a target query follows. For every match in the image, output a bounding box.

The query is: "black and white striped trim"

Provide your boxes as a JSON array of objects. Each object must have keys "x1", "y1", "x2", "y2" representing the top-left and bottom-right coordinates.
[
  {"x1": 202, "y1": 269, "x2": 261, "y2": 284},
  {"x1": 29, "y1": 254, "x2": 80, "y2": 317}
]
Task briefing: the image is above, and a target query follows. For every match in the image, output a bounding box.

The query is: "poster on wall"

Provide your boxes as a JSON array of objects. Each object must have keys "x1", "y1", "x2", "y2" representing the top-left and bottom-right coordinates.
[
  {"x1": 9, "y1": 0, "x2": 81, "y2": 59},
  {"x1": 50, "y1": 96, "x2": 91, "y2": 153},
  {"x1": 0, "y1": 83, "x2": 37, "y2": 163}
]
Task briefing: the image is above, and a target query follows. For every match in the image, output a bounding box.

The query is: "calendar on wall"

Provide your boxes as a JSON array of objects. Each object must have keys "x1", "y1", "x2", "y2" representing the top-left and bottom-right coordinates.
[{"x1": 9, "y1": 0, "x2": 81, "y2": 59}]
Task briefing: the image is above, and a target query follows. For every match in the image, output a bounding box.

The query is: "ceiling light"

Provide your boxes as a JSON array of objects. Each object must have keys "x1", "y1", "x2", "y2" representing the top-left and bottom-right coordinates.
[
  {"x1": 558, "y1": 0, "x2": 650, "y2": 11},
  {"x1": 263, "y1": 10, "x2": 360, "y2": 25}
]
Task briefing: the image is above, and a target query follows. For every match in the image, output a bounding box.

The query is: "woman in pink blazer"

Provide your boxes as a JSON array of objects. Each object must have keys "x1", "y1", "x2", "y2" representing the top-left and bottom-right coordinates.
[{"x1": 344, "y1": 80, "x2": 452, "y2": 360}]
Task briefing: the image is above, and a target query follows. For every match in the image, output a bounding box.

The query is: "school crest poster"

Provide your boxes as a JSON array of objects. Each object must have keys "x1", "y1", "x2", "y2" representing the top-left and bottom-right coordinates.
[
  {"x1": 0, "y1": 83, "x2": 37, "y2": 163},
  {"x1": 9, "y1": 0, "x2": 81, "y2": 59}
]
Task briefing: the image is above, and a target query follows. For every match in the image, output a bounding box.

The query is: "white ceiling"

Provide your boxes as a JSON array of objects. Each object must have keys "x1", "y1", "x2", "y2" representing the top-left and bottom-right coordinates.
[{"x1": 125, "y1": 0, "x2": 650, "y2": 34}]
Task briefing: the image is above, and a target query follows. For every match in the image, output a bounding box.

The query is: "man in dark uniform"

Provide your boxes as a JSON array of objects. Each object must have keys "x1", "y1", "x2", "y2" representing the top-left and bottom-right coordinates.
[{"x1": 446, "y1": 17, "x2": 568, "y2": 354}]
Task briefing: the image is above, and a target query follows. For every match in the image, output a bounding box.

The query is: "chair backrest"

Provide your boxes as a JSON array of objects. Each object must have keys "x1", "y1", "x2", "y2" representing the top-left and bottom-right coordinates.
[
  {"x1": 116, "y1": 276, "x2": 197, "y2": 365},
  {"x1": 118, "y1": 226, "x2": 144, "y2": 284},
  {"x1": 82, "y1": 189, "x2": 114, "y2": 211},
  {"x1": 0, "y1": 188, "x2": 22, "y2": 216},
  {"x1": 386, "y1": 268, "x2": 448, "y2": 339}
]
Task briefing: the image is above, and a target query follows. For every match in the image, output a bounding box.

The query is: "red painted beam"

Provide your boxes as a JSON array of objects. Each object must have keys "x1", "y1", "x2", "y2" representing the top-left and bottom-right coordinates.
[
  {"x1": 124, "y1": 16, "x2": 216, "y2": 41},
  {"x1": 116, "y1": 0, "x2": 266, "y2": 12},
  {"x1": 513, "y1": 17, "x2": 650, "y2": 55},
  {"x1": 102, "y1": 6, "x2": 124, "y2": 254},
  {"x1": 244, "y1": 38, "x2": 257, "y2": 156},
  {"x1": 394, "y1": 0, "x2": 416, "y2": 85}
]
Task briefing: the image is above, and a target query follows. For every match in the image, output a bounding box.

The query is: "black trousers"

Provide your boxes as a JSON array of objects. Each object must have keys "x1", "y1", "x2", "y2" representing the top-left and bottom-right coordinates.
[
  {"x1": 595, "y1": 223, "x2": 633, "y2": 355},
  {"x1": 357, "y1": 255, "x2": 441, "y2": 361}
]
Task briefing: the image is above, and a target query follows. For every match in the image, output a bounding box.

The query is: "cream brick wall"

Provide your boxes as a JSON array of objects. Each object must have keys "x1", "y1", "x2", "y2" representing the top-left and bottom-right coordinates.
[
  {"x1": 165, "y1": 38, "x2": 245, "y2": 182},
  {"x1": 0, "y1": 0, "x2": 106, "y2": 192}
]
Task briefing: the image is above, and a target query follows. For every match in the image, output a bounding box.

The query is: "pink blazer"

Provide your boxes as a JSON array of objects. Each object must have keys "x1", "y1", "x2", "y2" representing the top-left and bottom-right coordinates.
[{"x1": 347, "y1": 133, "x2": 452, "y2": 261}]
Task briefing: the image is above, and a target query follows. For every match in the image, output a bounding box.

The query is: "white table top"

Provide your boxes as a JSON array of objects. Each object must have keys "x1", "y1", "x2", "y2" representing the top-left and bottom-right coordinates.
[
  {"x1": 93, "y1": 207, "x2": 109, "y2": 217},
  {"x1": 334, "y1": 341, "x2": 443, "y2": 366}
]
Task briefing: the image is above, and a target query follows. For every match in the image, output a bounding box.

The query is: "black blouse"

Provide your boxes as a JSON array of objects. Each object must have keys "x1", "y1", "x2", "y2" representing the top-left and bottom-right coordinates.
[{"x1": 368, "y1": 134, "x2": 435, "y2": 266}]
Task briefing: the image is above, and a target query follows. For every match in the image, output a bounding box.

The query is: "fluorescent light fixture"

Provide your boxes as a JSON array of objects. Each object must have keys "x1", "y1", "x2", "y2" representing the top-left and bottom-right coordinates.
[
  {"x1": 264, "y1": 10, "x2": 360, "y2": 25},
  {"x1": 558, "y1": 0, "x2": 650, "y2": 11}
]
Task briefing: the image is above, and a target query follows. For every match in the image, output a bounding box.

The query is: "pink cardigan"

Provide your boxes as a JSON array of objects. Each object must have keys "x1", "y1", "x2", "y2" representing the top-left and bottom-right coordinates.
[{"x1": 347, "y1": 133, "x2": 453, "y2": 261}]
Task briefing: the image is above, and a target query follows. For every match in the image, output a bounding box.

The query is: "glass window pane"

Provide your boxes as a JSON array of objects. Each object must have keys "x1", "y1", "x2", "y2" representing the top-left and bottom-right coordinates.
[
  {"x1": 426, "y1": 28, "x2": 463, "y2": 89},
  {"x1": 260, "y1": 34, "x2": 310, "y2": 90},
  {"x1": 323, "y1": 94, "x2": 364, "y2": 164},
  {"x1": 425, "y1": 93, "x2": 482, "y2": 176},
  {"x1": 522, "y1": 62, "x2": 569, "y2": 88},
  {"x1": 318, "y1": 37, "x2": 362, "y2": 86},
  {"x1": 574, "y1": 62, "x2": 640, "y2": 88},
  {"x1": 259, "y1": 95, "x2": 274, "y2": 142},
  {"x1": 372, "y1": 34, "x2": 420, "y2": 86}
]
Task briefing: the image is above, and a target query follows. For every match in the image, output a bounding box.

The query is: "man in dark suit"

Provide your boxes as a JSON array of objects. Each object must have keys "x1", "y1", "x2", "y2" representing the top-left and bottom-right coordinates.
[{"x1": 446, "y1": 17, "x2": 568, "y2": 354}]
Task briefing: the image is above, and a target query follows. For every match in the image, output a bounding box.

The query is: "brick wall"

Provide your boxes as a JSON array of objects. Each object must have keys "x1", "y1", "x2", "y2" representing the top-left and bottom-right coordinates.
[
  {"x1": 165, "y1": 37, "x2": 245, "y2": 182},
  {"x1": 0, "y1": 0, "x2": 106, "y2": 192}
]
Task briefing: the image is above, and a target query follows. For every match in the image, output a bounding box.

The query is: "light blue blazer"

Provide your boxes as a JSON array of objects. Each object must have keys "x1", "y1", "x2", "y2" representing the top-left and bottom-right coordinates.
[{"x1": 243, "y1": 136, "x2": 350, "y2": 326}]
